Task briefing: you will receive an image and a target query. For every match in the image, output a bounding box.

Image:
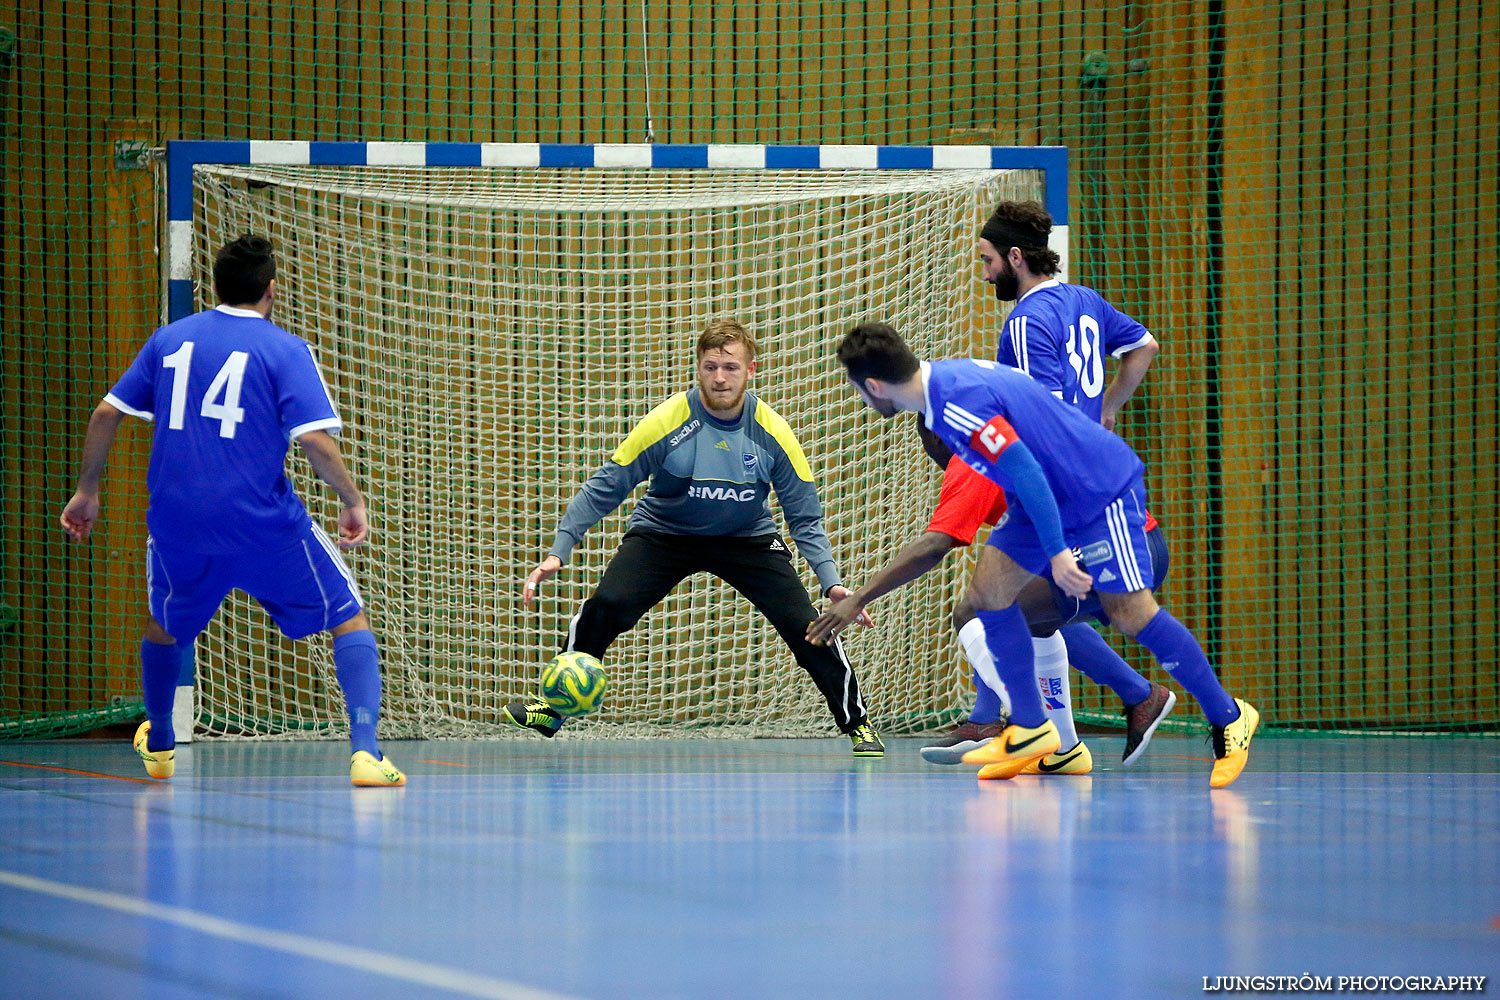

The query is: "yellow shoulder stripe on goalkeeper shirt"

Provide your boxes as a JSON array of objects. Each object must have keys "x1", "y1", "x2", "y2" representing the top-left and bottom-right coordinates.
[
  {"x1": 610, "y1": 393, "x2": 693, "y2": 466},
  {"x1": 752, "y1": 400, "x2": 814, "y2": 482}
]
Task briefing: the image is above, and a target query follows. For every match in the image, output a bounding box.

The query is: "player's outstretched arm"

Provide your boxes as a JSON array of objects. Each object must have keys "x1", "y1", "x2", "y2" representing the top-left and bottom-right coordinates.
[
  {"x1": 59, "y1": 401, "x2": 127, "y2": 542},
  {"x1": 296, "y1": 430, "x2": 368, "y2": 548},
  {"x1": 824, "y1": 585, "x2": 876, "y2": 631},
  {"x1": 806, "y1": 531, "x2": 958, "y2": 646},
  {"x1": 522, "y1": 555, "x2": 563, "y2": 607}
]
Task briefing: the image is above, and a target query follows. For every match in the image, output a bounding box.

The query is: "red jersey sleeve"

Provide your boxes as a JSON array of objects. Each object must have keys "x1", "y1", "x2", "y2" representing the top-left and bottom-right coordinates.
[{"x1": 925, "y1": 455, "x2": 1009, "y2": 545}]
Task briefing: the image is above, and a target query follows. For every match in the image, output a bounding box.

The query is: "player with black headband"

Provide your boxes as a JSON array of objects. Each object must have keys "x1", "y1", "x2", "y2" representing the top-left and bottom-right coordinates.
[
  {"x1": 974, "y1": 200, "x2": 1180, "y2": 761},
  {"x1": 978, "y1": 200, "x2": 1159, "y2": 432}
]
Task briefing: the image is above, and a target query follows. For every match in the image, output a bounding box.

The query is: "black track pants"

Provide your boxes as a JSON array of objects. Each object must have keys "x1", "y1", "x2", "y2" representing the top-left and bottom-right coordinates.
[{"x1": 566, "y1": 530, "x2": 868, "y2": 732}]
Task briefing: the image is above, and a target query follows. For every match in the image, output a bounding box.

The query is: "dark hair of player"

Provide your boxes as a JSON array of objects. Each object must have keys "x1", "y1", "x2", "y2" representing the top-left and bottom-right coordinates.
[
  {"x1": 837, "y1": 322, "x2": 921, "y2": 386},
  {"x1": 213, "y1": 234, "x2": 277, "y2": 306},
  {"x1": 980, "y1": 200, "x2": 1061, "y2": 276},
  {"x1": 697, "y1": 318, "x2": 759, "y2": 360}
]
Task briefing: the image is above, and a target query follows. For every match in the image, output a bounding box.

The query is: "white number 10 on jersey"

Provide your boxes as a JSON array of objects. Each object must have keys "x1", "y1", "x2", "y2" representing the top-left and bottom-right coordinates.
[
  {"x1": 1066, "y1": 315, "x2": 1106, "y2": 400},
  {"x1": 162, "y1": 341, "x2": 249, "y2": 438}
]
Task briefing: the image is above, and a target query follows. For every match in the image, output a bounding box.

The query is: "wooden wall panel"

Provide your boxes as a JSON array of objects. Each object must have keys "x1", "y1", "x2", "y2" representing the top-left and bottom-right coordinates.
[
  {"x1": 5, "y1": 0, "x2": 49, "y2": 717},
  {"x1": 1329, "y1": 3, "x2": 1360, "y2": 715},
  {"x1": 1141, "y1": 1, "x2": 1221, "y2": 687},
  {"x1": 1387, "y1": 1, "x2": 1425, "y2": 719},
  {"x1": 97, "y1": 119, "x2": 158, "y2": 704},
  {"x1": 1218, "y1": 0, "x2": 1287, "y2": 714},
  {"x1": 1460, "y1": 1, "x2": 1500, "y2": 720}
]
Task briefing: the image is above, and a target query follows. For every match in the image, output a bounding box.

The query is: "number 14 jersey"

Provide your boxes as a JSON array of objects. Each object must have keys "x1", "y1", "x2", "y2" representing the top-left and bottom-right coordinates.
[{"x1": 105, "y1": 305, "x2": 342, "y2": 553}]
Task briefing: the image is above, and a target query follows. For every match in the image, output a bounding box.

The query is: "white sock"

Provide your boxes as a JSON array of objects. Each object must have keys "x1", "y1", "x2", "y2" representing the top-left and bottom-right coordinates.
[
  {"x1": 1033, "y1": 630, "x2": 1079, "y2": 748},
  {"x1": 957, "y1": 617, "x2": 1011, "y2": 714}
]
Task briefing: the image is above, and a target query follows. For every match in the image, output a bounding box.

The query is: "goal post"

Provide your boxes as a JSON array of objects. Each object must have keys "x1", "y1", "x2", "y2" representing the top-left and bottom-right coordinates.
[{"x1": 160, "y1": 140, "x2": 1069, "y2": 741}]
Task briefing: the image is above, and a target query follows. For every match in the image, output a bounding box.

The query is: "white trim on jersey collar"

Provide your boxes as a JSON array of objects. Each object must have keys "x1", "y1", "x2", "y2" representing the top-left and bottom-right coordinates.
[
  {"x1": 1016, "y1": 277, "x2": 1063, "y2": 304},
  {"x1": 919, "y1": 361, "x2": 935, "y2": 429},
  {"x1": 214, "y1": 304, "x2": 264, "y2": 317}
]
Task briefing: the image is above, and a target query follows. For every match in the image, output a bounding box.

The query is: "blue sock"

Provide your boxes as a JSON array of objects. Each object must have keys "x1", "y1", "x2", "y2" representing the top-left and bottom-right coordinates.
[
  {"x1": 1060, "y1": 623, "x2": 1153, "y2": 705},
  {"x1": 970, "y1": 667, "x2": 1006, "y2": 724},
  {"x1": 975, "y1": 606, "x2": 1045, "y2": 727},
  {"x1": 140, "y1": 639, "x2": 180, "y2": 751},
  {"x1": 333, "y1": 630, "x2": 382, "y2": 757},
  {"x1": 1134, "y1": 610, "x2": 1238, "y2": 727}
]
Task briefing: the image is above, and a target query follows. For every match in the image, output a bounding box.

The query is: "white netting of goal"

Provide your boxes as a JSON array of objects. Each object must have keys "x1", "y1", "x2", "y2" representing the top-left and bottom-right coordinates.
[{"x1": 183, "y1": 163, "x2": 1041, "y2": 739}]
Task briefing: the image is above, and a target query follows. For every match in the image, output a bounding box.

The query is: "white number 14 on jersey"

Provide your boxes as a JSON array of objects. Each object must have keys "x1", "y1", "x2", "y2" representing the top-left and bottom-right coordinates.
[{"x1": 161, "y1": 341, "x2": 249, "y2": 438}]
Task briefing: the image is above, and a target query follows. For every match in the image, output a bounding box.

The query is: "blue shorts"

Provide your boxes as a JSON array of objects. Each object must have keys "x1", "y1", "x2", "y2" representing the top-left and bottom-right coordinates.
[
  {"x1": 146, "y1": 519, "x2": 363, "y2": 641},
  {"x1": 1049, "y1": 524, "x2": 1170, "y2": 628},
  {"x1": 987, "y1": 474, "x2": 1158, "y2": 594}
]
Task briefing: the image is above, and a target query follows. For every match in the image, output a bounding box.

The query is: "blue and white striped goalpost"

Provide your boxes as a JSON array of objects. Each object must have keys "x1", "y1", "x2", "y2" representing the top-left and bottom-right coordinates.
[
  {"x1": 161, "y1": 141, "x2": 1070, "y2": 741},
  {"x1": 166, "y1": 141, "x2": 1069, "y2": 324}
]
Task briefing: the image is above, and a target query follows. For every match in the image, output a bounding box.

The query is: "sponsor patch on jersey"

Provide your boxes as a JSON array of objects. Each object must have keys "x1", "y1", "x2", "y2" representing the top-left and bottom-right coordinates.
[
  {"x1": 686, "y1": 485, "x2": 758, "y2": 501},
  {"x1": 669, "y1": 419, "x2": 701, "y2": 447},
  {"x1": 1079, "y1": 540, "x2": 1114, "y2": 565},
  {"x1": 742, "y1": 453, "x2": 758, "y2": 474}
]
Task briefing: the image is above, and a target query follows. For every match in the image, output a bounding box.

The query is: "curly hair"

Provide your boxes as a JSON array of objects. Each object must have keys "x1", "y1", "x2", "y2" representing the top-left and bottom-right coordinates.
[{"x1": 980, "y1": 201, "x2": 1061, "y2": 276}]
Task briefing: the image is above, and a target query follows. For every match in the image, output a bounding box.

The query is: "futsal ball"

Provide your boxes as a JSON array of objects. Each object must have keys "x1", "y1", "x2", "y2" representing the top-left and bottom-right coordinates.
[{"x1": 540, "y1": 651, "x2": 608, "y2": 717}]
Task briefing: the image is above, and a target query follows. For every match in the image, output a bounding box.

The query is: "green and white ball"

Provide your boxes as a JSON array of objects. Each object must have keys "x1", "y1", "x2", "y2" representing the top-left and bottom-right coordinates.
[{"x1": 541, "y1": 651, "x2": 608, "y2": 717}]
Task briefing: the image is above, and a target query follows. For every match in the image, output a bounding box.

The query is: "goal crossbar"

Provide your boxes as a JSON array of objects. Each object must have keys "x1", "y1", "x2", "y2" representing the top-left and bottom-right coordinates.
[{"x1": 166, "y1": 141, "x2": 1070, "y2": 322}]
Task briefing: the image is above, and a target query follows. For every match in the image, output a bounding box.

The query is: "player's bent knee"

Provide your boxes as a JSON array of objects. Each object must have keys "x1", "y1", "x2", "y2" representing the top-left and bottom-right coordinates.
[
  {"x1": 951, "y1": 595, "x2": 977, "y2": 632},
  {"x1": 1017, "y1": 579, "x2": 1064, "y2": 637},
  {"x1": 143, "y1": 617, "x2": 176, "y2": 645},
  {"x1": 1099, "y1": 589, "x2": 1159, "y2": 637},
  {"x1": 330, "y1": 610, "x2": 371, "y2": 637}
]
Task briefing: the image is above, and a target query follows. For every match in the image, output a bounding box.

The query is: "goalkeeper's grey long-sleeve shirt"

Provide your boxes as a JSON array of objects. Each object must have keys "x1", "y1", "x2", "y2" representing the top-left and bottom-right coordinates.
[{"x1": 547, "y1": 387, "x2": 843, "y2": 594}]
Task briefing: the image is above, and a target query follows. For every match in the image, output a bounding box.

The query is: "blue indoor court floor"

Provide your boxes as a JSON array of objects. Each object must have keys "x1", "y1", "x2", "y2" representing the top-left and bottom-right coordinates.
[{"x1": 1, "y1": 734, "x2": 1496, "y2": 1000}]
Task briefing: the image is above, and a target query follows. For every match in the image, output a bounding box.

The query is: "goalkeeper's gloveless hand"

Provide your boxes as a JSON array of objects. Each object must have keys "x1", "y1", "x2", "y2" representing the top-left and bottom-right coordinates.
[{"x1": 523, "y1": 555, "x2": 564, "y2": 607}]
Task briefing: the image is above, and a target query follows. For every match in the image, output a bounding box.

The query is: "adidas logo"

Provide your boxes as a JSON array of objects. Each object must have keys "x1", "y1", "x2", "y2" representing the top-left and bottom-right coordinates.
[
  {"x1": 715, "y1": 440, "x2": 730, "y2": 451},
  {"x1": 1097, "y1": 568, "x2": 1118, "y2": 583},
  {"x1": 768, "y1": 539, "x2": 786, "y2": 552}
]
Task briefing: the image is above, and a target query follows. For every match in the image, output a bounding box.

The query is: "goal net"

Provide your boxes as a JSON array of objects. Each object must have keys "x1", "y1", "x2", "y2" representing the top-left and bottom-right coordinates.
[{"x1": 181, "y1": 154, "x2": 1044, "y2": 738}]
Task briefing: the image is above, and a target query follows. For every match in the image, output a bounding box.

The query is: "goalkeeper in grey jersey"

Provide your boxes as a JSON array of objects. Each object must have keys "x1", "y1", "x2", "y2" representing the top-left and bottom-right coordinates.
[{"x1": 516, "y1": 320, "x2": 884, "y2": 755}]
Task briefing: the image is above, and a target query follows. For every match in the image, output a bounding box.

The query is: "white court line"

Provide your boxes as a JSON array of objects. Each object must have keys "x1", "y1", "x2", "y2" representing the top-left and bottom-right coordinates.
[{"x1": 0, "y1": 869, "x2": 576, "y2": 1000}]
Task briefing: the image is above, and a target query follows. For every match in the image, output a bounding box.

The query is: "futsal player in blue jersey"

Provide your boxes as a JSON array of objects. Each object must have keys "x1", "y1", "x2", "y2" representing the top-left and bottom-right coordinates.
[
  {"x1": 906, "y1": 199, "x2": 1176, "y2": 768},
  {"x1": 978, "y1": 199, "x2": 1177, "y2": 760},
  {"x1": 826, "y1": 323, "x2": 1259, "y2": 787},
  {"x1": 517, "y1": 319, "x2": 883, "y2": 755},
  {"x1": 59, "y1": 235, "x2": 405, "y2": 787},
  {"x1": 980, "y1": 200, "x2": 1159, "y2": 431}
]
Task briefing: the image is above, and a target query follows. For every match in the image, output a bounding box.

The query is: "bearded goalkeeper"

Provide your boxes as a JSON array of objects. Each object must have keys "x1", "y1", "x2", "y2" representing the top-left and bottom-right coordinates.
[{"x1": 515, "y1": 319, "x2": 883, "y2": 756}]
